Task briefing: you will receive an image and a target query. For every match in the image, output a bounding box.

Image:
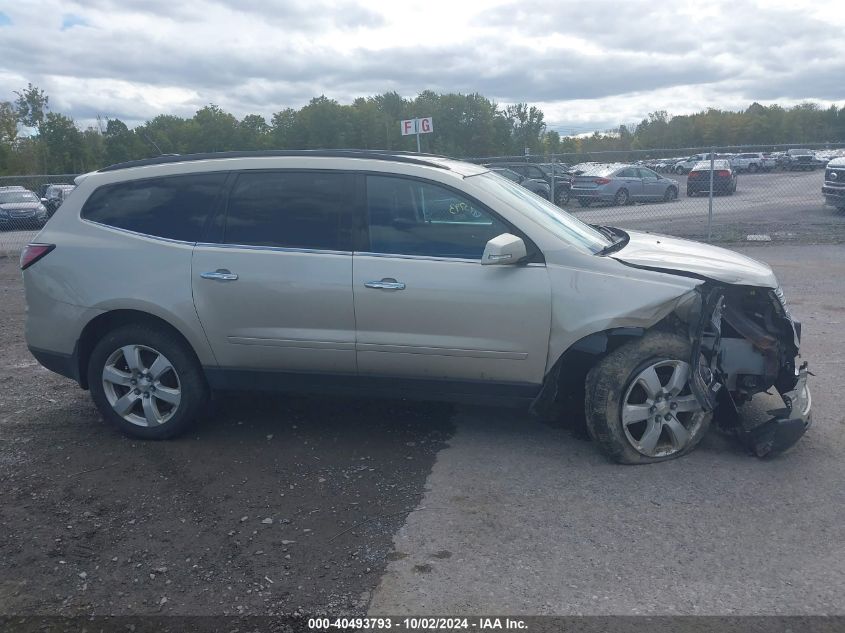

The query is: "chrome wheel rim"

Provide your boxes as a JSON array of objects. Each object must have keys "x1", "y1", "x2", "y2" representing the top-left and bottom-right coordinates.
[
  {"x1": 621, "y1": 360, "x2": 703, "y2": 458},
  {"x1": 615, "y1": 189, "x2": 628, "y2": 205},
  {"x1": 102, "y1": 345, "x2": 181, "y2": 427}
]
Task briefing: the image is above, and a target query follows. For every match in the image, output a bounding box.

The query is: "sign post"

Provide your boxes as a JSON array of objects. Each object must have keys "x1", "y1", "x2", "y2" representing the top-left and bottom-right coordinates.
[{"x1": 400, "y1": 117, "x2": 434, "y2": 153}]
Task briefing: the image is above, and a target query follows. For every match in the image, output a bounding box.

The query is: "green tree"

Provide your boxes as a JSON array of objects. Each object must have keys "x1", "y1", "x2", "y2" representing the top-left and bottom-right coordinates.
[{"x1": 14, "y1": 83, "x2": 49, "y2": 131}]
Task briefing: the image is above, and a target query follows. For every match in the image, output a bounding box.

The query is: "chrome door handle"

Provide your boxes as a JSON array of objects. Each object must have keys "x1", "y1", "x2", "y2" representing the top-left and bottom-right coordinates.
[
  {"x1": 201, "y1": 269, "x2": 238, "y2": 281},
  {"x1": 364, "y1": 278, "x2": 406, "y2": 290}
]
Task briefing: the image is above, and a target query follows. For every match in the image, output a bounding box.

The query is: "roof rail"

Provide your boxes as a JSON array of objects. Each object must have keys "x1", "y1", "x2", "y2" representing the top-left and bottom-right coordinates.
[{"x1": 98, "y1": 149, "x2": 453, "y2": 173}]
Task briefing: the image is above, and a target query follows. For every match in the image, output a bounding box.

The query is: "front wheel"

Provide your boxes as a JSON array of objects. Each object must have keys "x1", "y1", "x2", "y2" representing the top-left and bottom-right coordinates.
[
  {"x1": 585, "y1": 332, "x2": 711, "y2": 464},
  {"x1": 88, "y1": 323, "x2": 208, "y2": 439},
  {"x1": 556, "y1": 190, "x2": 570, "y2": 206},
  {"x1": 663, "y1": 186, "x2": 677, "y2": 202}
]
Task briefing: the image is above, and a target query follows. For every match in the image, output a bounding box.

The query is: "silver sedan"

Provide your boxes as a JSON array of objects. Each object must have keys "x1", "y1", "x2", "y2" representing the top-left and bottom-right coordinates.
[{"x1": 570, "y1": 164, "x2": 680, "y2": 207}]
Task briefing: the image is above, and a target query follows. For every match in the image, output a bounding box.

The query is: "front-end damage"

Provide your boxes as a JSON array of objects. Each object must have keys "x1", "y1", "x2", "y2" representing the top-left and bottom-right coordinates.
[{"x1": 676, "y1": 282, "x2": 812, "y2": 457}]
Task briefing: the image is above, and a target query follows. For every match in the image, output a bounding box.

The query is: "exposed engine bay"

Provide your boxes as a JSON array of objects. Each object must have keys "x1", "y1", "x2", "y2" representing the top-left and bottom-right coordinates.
[{"x1": 679, "y1": 282, "x2": 811, "y2": 458}]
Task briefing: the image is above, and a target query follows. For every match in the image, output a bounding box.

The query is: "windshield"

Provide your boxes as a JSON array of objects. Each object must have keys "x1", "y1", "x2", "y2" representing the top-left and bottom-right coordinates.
[
  {"x1": 0, "y1": 191, "x2": 39, "y2": 204},
  {"x1": 468, "y1": 171, "x2": 612, "y2": 254}
]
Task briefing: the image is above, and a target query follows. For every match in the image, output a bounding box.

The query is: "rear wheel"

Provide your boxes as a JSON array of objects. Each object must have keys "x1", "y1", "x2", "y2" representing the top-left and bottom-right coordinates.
[
  {"x1": 613, "y1": 188, "x2": 630, "y2": 206},
  {"x1": 686, "y1": 188, "x2": 696, "y2": 197},
  {"x1": 748, "y1": 163, "x2": 758, "y2": 173},
  {"x1": 88, "y1": 323, "x2": 208, "y2": 439},
  {"x1": 585, "y1": 332, "x2": 711, "y2": 464}
]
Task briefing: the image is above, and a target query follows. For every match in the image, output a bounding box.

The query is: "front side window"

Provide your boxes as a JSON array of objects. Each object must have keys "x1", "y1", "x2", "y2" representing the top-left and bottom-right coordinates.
[
  {"x1": 82, "y1": 173, "x2": 227, "y2": 241},
  {"x1": 224, "y1": 171, "x2": 354, "y2": 251},
  {"x1": 366, "y1": 175, "x2": 509, "y2": 259}
]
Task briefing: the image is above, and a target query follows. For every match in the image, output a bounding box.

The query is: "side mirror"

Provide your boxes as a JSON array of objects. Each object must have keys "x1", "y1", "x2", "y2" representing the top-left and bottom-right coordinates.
[{"x1": 481, "y1": 233, "x2": 527, "y2": 266}]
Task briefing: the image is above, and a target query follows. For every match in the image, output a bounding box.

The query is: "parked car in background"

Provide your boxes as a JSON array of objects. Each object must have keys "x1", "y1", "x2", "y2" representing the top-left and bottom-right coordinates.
[
  {"x1": 0, "y1": 187, "x2": 49, "y2": 229},
  {"x1": 822, "y1": 157, "x2": 845, "y2": 210},
  {"x1": 488, "y1": 167, "x2": 551, "y2": 199},
  {"x1": 731, "y1": 153, "x2": 776, "y2": 173},
  {"x1": 784, "y1": 149, "x2": 818, "y2": 171},
  {"x1": 673, "y1": 153, "x2": 716, "y2": 174},
  {"x1": 570, "y1": 164, "x2": 680, "y2": 207},
  {"x1": 487, "y1": 161, "x2": 570, "y2": 205},
  {"x1": 686, "y1": 160, "x2": 737, "y2": 196},
  {"x1": 43, "y1": 184, "x2": 77, "y2": 218},
  {"x1": 21, "y1": 150, "x2": 811, "y2": 463}
]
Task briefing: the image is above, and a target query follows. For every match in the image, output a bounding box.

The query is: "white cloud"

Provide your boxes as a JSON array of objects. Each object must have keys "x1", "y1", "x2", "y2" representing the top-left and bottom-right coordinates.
[{"x1": 0, "y1": 0, "x2": 843, "y2": 133}]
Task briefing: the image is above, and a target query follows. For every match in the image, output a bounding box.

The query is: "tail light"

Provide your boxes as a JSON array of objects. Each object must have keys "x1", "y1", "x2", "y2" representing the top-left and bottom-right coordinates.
[
  {"x1": 593, "y1": 177, "x2": 611, "y2": 185},
  {"x1": 688, "y1": 170, "x2": 700, "y2": 178},
  {"x1": 20, "y1": 243, "x2": 55, "y2": 270},
  {"x1": 717, "y1": 170, "x2": 731, "y2": 177}
]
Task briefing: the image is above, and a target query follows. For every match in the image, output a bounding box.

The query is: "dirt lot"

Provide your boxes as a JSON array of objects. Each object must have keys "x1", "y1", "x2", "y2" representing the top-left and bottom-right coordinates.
[{"x1": 0, "y1": 255, "x2": 452, "y2": 616}]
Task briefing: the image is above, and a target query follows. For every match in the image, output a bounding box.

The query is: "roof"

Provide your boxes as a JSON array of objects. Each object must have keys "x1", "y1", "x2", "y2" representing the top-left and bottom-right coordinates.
[{"x1": 97, "y1": 150, "x2": 473, "y2": 174}]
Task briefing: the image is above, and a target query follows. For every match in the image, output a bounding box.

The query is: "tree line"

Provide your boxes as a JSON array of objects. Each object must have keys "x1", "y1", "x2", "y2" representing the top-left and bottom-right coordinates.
[{"x1": 2, "y1": 83, "x2": 845, "y2": 176}]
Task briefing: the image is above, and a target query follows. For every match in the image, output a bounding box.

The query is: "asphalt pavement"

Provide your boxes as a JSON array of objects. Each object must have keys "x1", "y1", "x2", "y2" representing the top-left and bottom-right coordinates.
[
  {"x1": 1, "y1": 242, "x2": 844, "y2": 618},
  {"x1": 369, "y1": 244, "x2": 845, "y2": 616}
]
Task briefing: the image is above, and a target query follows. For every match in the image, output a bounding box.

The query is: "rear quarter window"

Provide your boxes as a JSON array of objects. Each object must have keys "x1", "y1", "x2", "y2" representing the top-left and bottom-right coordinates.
[{"x1": 81, "y1": 173, "x2": 227, "y2": 242}]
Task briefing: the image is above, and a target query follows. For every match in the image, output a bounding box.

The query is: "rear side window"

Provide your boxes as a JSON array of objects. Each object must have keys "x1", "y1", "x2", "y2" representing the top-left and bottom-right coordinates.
[
  {"x1": 224, "y1": 171, "x2": 354, "y2": 251},
  {"x1": 82, "y1": 173, "x2": 226, "y2": 241}
]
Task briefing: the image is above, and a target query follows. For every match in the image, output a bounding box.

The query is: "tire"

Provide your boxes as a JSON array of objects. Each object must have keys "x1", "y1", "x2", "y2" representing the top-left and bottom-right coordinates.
[
  {"x1": 748, "y1": 163, "x2": 758, "y2": 173},
  {"x1": 88, "y1": 323, "x2": 208, "y2": 439},
  {"x1": 663, "y1": 186, "x2": 677, "y2": 202},
  {"x1": 578, "y1": 198, "x2": 591, "y2": 208},
  {"x1": 613, "y1": 188, "x2": 630, "y2": 206},
  {"x1": 556, "y1": 189, "x2": 570, "y2": 206},
  {"x1": 584, "y1": 332, "x2": 711, "y2": 464},
  {"x1": 686, "y1": 188, "x2": 696, "y2": 197},
  {"x1": 675, "y1": 166, "x2": 685, "y2": 174}
]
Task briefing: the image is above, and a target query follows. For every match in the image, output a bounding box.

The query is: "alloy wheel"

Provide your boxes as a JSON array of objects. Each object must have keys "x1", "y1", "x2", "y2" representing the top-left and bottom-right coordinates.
[
  {"x1": 101, "y1": 344, "x2": 182, "y2": 427},
  {"x1": 620, "y1": 359, "x2": 703, "y2": 458}
]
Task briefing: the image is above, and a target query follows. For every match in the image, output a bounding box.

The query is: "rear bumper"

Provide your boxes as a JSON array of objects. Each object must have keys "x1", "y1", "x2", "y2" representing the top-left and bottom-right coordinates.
[
  {"x1": 571, "y1": 188, "x2": 614, "y2": 202},
  {"x1": 29, "y1": 345, "x2": 80, "y2": 384}
]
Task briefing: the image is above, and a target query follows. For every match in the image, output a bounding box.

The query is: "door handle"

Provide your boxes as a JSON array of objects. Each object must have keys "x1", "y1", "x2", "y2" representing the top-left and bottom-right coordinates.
[
  {"x1": 364, "y1": 278, "x2": 406, "y2": 290},
  {"x1": 201, "y1": 269, "x2": 239, "y2": 281}
]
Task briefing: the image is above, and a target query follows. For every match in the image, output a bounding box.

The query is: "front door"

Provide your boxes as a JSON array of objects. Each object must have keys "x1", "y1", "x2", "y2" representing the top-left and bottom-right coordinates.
[
  {"x1": 352, "y1": 175, "x2": 552, "y2": 386},
  {"x1": 192, "y1": 170, "x2": 357, "y2": 374}
]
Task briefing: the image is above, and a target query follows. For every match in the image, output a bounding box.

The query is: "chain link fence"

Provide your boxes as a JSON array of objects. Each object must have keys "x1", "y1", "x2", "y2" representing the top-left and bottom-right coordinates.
[
  {"x1": 470, "y1": 142, "x2": 845, "y2": 244},
  {"x1": 2, "y1": 143, "x2": 844, "y2": 254},
  {"x1": 0, "y1": 174, "x2": 78, "y2": 255}
]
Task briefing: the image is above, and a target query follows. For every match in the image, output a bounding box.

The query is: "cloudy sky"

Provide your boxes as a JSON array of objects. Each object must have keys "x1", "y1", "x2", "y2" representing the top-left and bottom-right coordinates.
[{"x1": 1, "y1": 0, "x2": 844, "y2": 134}]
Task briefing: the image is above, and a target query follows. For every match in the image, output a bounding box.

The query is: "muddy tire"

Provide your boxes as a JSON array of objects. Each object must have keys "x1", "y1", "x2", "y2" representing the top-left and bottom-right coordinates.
[
  {"x1": 88, "y1": 323, "x2": 208, "y2": 440},
  {"x1": 585, "y1": 332, "x2": 711, "y2": 464}
]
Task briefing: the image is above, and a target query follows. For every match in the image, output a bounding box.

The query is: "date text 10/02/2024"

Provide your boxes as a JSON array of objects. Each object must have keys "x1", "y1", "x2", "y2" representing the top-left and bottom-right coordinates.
[{"x1": 308, "y1": 617, "x2": 528, "y2": 630}]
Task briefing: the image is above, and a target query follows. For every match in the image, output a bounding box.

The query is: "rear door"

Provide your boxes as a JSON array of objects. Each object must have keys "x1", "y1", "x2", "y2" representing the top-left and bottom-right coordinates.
[
  {"x1": 616, "y1": 167, "x2": 644, "y2": 199},
  {"x1": 352, "y1": 174, "x2": 552, "y2": 387},
  {"x1": 192, "y1": 170, "x2": 357, "y2": 373}
]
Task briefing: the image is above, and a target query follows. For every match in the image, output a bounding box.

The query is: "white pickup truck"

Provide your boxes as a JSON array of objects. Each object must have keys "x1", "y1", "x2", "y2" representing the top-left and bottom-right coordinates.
[{"x1": 730, "y1": 152, "x2": 776, "y2": 173}]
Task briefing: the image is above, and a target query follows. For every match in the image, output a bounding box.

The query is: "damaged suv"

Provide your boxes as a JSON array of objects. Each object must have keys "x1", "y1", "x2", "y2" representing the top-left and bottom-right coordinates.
[{"x1": 22, "y1": 151, "x2": 811, "y2": 464}]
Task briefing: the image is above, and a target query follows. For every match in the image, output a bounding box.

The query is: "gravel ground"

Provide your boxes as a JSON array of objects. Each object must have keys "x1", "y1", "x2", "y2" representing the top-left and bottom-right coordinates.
[{"x1": 0, "y1": 254, "x2": 453, "y2": 616}]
